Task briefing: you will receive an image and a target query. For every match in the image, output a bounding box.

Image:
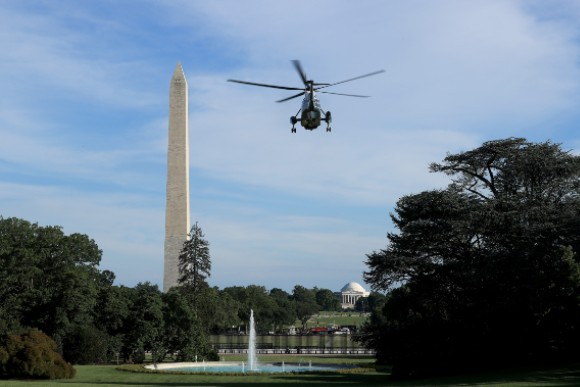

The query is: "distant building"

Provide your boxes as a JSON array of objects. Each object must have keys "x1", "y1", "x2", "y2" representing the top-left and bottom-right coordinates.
[{"x1": 338, "y1": 282, "x2": 370, "y2": 309}]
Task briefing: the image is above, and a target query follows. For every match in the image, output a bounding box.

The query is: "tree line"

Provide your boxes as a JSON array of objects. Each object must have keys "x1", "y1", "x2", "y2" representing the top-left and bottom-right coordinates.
[{"x1": 0, "y1": 217, "x2": 369, "y2": 374}]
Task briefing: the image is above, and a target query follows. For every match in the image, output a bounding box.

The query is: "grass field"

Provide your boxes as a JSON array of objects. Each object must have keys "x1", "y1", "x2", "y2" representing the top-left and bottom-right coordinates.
[
  {"x1": 301, "y1": 312, "x2": 369, "y2": 329},
  {"x1": 1, "y1": 355, "x2": 579, "y2": 387}
]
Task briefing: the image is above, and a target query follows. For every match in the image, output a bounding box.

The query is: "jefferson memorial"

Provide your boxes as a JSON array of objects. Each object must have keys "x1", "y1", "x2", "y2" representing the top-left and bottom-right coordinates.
[{"x1": 338, "y1": 281, "x2": 370, "y2": 309}]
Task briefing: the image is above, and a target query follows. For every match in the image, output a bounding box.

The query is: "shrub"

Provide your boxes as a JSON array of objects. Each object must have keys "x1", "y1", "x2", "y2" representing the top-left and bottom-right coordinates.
[{"x1": 0, "y1": 330, "x2": 75, "y2": 379}]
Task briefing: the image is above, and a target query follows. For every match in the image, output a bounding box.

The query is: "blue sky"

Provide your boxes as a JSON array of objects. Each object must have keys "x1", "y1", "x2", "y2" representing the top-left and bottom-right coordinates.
[{"x1": 1, "y1": 0, "x2": 579, "y2": 293}]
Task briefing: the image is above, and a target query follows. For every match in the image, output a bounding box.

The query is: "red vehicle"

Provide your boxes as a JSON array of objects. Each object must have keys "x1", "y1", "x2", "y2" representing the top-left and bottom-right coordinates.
[{"x1": 309, "y1": 327, "x2": 330, "y2": 335}]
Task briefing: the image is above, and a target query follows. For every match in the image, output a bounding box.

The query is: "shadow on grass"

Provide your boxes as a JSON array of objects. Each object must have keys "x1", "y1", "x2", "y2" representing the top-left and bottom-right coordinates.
[
  {"x1": 270, "y1": 367, "x2": 580, "y2": 386},
  {"x1": 64, "y1": 363, "x2": 580, "y2": 387},
  {"x1": 69, "y1": 372, "x2": 393, "y2": 387}
]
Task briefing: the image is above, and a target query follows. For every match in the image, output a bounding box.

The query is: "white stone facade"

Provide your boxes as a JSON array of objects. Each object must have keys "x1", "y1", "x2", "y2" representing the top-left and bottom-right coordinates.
[
  {"x1": 339, "y1": 282, "x2": 370, "y2": 309},
  {"x1": 163, "y1": 63, "x2": 190, "y2": 292}
]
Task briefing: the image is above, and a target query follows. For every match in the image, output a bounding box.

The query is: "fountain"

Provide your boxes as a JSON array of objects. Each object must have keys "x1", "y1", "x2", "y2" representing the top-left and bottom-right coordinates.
[
  {"x1": 145, "y1": 307, "x2": 353, "y2": 374},
  {"x1": 248, "y1": 309, "x2": 258, "y2": 371},
  {"x1": 151, "y1": 362, "x2": 343, "y2": 374}
]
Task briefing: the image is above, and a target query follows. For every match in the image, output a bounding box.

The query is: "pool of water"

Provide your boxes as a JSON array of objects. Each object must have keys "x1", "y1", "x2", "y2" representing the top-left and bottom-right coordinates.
[{"x1": 165, "y1": 362, "x2": 348, "y2": 374}]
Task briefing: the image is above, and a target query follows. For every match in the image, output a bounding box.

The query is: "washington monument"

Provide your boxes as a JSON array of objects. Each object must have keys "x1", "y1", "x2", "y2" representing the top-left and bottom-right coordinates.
[{"x1": 164, "y1": 62, "x2": 190, "y2": 292}]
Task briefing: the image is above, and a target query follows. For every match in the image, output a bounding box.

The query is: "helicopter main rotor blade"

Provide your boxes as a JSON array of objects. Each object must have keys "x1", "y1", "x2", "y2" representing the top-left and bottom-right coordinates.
[
  {"x1": 228, "y1": 79, "x2": 303, "y2": 91},
  {"x1": 317, "y1": 69, "x2": 386, "y2": 90},
  {"x1": 318, "y1": 91, "x2": 370, "y2": 98},
  {"x1": 276, "y1": 91, "x2": 306, "y2": 103},
  {"x1": 292, "y1": 60, "x2": 309, "y2": 86}
]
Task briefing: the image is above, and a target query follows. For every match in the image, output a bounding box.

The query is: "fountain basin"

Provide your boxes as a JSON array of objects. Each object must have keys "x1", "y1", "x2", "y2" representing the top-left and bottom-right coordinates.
[{"x1": 145, "y1": 361, "x2": 353, "y2": 374}]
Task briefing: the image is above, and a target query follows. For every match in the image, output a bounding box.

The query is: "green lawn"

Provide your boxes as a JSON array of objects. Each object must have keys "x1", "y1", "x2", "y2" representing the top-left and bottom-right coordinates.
[
  {"x1": 301, "y1": 312, "x2": 369, "y2": 329},
  {"x1": 1, "y1": 356, "x2": 579, "y2": 387}
]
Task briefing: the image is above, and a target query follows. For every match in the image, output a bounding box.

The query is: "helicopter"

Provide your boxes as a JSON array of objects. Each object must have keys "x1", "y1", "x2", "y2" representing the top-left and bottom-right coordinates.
[{"x1": 228, "y1": 60, "x2": 385, "y2": 133}]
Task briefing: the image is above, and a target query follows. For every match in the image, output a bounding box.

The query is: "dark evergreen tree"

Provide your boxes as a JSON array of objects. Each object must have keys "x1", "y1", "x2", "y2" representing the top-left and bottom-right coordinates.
[
  {"x1": 178, "y1": 222, "x2": 211, "y2": 315},
  {"x1": 360, "y1": 138, "x2": 580, "y2": 378}
]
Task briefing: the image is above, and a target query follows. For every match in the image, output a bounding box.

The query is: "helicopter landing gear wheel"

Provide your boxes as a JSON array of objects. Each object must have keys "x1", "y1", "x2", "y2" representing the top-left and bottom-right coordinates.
[
  {"x1": 290, "y1": 116, "x2": 298, "y2": 133},
  {"x1": 324, "y1": 111, "x2": 332, "y2": 132}
]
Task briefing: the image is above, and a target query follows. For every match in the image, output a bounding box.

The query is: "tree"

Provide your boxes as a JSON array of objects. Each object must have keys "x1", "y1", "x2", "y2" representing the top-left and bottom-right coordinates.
[
  {"x1": 315, "y1": 288, "x2": 341, "y2": 311},
  {"x1": 354, "y1": 296, "x2": 368, "y2": 313},
  {"x1": 361, "y1": 138, "x2": 580, "y2": 378},
  {"x1": 354, "y1": 292, "x2": 386, "y2": 313},
  {"x1": 292, "y1": 285, "x2": 320, "y2": 329},
  {"x1": 245, "y1": 285, "x2": 277, "y2": 331},
  {"x1": 63, "y1": 325, "x2": 109, "y2": 365},
  {"x1": 93, "y1": 285, "x2": 132, "y2": 363},
  {"x1": 270, "y1": 288, "x2": 297, "y2": 332},
  {"x1": 0, "y1": 217, "x2": 104, "y2": 354},
  {"x1": 222, "y1": 285, "x2": 277, "y2": 333},
  {"x1": 161, "y1": 288, "x2": 212, "y2": 361},
  {"x1": 178, "y1": 222, "x2": 211, "y2": 315},
  {"x1": 123, "y1": 283, "x2": 164, "y2": 364},
  {"x1": 0, "y1": 217, "x2": 39, "y2": 334},
  {"x1": 212, "y1": 290, "x2": 241, "y2": 333}
]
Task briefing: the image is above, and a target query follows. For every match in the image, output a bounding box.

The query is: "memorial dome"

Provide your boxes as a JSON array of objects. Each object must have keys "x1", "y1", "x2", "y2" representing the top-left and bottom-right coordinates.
[{"x1": 341, "y1": 281, "x2": 366, "y2": 293}]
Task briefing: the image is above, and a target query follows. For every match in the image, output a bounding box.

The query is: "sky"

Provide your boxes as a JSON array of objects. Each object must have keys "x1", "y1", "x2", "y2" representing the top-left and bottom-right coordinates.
[{"x1": 1, "y1": 0, "x2": 580, "y2": 293}]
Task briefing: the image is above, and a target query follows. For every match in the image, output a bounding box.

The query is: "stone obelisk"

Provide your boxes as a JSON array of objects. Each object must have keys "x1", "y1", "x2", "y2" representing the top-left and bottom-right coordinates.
[{"x1": 164, "y1": 62, "x2": 190, "y2": 292}]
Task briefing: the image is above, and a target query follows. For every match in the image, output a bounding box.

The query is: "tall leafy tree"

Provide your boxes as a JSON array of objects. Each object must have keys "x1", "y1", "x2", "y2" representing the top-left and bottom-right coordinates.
[
  {"x1": 246, "y1": 285, "x2": 279, "y2": 333},
  {"x1": 355, "y1": 292, "x2": 386, "y2": 313},
  {"x1": 123, "y1": 283, "x2": 164, "y2": 364},
  {"x1": 161, "y1": 288, "x2": 212, "y2": 361},
  {"x1": 178, "y1": 222, "x2": 211, "y2": 315},
  {"x1": 223, "y1": 285, "x2": 276, "y2": 333},
  {"x1": 361, "y1": 138, "x2": 580, "y2": 378},
  {"x1": 0, "y1": 217, "x2": 103, "y2": 353},
  {"x1": 270, "y1": 288, "x2": 297, "y2": 332},
  {"x1": 315, "y1": 288, "x2": 342, "y2": 311},
  {"x1": 0, "y1": 217, "x2": 39, "y2": 334},
  {"x1": 203, "y1": 288, "x2": 240, "y2": 333},
  {"x1": 222, "y1": 286, "x2": 249, "y2": 332},
  {"x1": 93, "y1": 285, "x2": 133, "y2": 363},
  {"x1": 292, "y1": 285, "x2": 320, "y2": 329}
]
